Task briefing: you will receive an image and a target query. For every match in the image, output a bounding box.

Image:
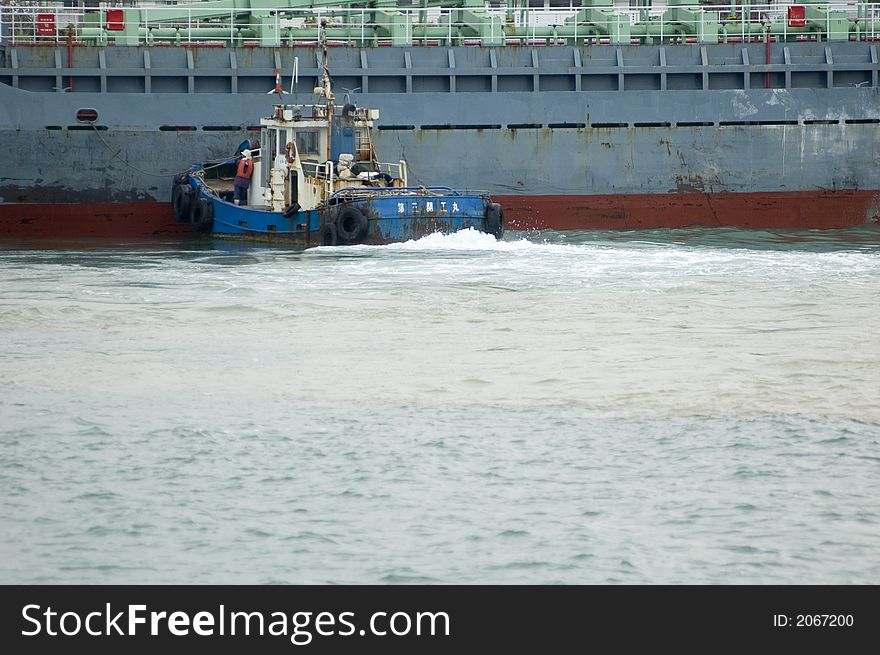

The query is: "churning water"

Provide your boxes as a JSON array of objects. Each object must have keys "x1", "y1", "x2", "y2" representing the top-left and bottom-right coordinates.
[{"x1": 1, "y1": 226, "x2": 878, "y2": 584}]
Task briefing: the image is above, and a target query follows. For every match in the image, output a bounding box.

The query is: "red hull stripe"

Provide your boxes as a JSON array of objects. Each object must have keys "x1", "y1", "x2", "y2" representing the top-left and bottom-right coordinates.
[
  {"x1": 2, "y1": 191, "x2": 879, "y2": 238},
  {"x1": 497, "y1": 190, "x2": 880, "y2": 231},
  {"x1": 0, "y1": 202, "x2": 189, "y2": 238}
]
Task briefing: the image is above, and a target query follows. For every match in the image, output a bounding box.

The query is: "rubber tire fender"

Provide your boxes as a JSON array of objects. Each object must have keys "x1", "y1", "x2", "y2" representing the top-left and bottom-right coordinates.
[
  {"x1": 189, "y1": 198, "x2": 214, "y2": 233},
  {"x1": 335, "y1": 205, "x2": 369, "y2": 244},
  {"x1": 485, "y1": 202, "x2": 504, "y2": 239},
  {"x1": 283, "y1": 202, "x2": 301, "y2": 219},
  {"x1": 172, "y1": 183, "x2": 193, "y2": 223},
  {"x1": 319, "y1": 222, "x2": 339, "y2": 246}
]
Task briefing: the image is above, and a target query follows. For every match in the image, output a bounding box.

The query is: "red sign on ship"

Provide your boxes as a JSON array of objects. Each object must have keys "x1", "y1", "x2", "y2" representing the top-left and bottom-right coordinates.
[
  {"x1": 787, "y1": 6, "x2": 807, "y2": 28},
  {"x1": 106, "y1": 9, "x2": 125, "y2": 31},
  {"x1": 36, "y1": 14, "x2": 56, "y2": 36}
]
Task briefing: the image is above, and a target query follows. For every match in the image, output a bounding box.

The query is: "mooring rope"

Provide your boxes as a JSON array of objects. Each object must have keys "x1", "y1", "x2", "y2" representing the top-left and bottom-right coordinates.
[{"x1": 90, "y1": 123, "x2": 233, "y2": 179}]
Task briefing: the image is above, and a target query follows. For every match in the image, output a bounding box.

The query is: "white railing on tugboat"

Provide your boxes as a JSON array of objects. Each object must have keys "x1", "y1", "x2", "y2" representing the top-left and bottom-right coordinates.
[
  {"x1": 330, "y1": 186, "x2": 481, "y2": 202},
  {"x1": 3, "y1": 4, "x2": 880, "y2": 47},
  {"x1": 300, "y1": 159, "x2": 332, "y2": 180}
]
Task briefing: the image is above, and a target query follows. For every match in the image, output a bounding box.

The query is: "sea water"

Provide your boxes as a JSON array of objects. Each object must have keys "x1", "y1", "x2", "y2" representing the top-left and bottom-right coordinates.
[{"x1": 1, "y1": 226, "x2": 878, "y2": 584}]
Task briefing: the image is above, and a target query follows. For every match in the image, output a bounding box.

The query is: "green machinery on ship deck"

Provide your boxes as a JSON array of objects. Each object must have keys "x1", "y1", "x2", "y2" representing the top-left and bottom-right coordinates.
[{"x1": 29, "y1": 1, "x2": 880, "y2": 47}]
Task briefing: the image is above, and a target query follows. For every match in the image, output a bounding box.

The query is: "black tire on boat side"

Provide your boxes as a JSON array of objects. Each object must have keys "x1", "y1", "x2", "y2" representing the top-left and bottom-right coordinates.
[
  {"x1": 485, "y1": 202, "x2": 504, "y2": 239},
  {"x1": 189, "y1": 198, "x2": 214, "y2": 234},
  {"x1": 335, "y1": 206, "x2": 369, "y2": 244},
  {"x1": 172, "y1": 183, "x2": 193, "y2": 223},
  {"x1": 283, "y1": 202, "x2": 301, "y2": 219},
  {"x1": 319, "y1": 222, "x2": 338, "y2": 246}
]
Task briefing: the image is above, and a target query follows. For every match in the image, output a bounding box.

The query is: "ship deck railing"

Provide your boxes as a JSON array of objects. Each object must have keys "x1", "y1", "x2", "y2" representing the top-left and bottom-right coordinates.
[
  {"x1": 264, "y1": 104, "x2": 374, "y2": 122},
  {"x1": 328, "y1": 186, "x2": 482, "y2": 203},
  {"x1": 301, "y1": 160, "x2": 406, "y2": 181},
  {"x1": 4, "y1": 5, "x2": 880, "y2": 47}
]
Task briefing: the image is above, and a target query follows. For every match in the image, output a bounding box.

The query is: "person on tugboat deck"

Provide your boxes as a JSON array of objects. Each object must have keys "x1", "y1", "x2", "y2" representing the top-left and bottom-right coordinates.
[{"x1": 234, "y1": 149, "x2": 254, "y2": 205}]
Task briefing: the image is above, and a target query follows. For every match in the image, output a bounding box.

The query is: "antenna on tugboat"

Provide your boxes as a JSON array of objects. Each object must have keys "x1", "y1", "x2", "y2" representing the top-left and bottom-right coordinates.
[
  {"x1": 290, "y1": 56, "x2": 299, "y2": 95},
  {"x1": 340, "y1": 87, "x2": 361, "y2": 107},
  {"x1": 267, "y1": 70, "x2": 289, "y2": 95}
]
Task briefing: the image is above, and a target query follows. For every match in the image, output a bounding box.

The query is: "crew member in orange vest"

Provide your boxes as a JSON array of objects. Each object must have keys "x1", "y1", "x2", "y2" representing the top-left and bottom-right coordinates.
[{"x1": 234, "y1": 149, "x2": 254, "y2": 206}]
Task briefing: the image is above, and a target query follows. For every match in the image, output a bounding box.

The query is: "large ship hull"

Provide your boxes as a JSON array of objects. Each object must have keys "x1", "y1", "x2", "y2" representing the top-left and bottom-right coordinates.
[
  {"x1": 2, "y1": 42, "x2": 879, "y2": 236},
  {"x1": 2, "y1": 189, "x2": 876, "y2": 239}
]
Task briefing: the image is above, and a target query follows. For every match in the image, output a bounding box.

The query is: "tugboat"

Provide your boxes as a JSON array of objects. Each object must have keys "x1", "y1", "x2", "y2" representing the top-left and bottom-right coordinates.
[{"x1": 171, "y1": 23, "x2": 502, "y2": 246}]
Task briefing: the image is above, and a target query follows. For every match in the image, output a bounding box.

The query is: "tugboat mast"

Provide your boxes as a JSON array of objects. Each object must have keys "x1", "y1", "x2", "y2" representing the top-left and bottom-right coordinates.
[{"x1": 319, "y1": 21, "x2": 334, "y2": 168}]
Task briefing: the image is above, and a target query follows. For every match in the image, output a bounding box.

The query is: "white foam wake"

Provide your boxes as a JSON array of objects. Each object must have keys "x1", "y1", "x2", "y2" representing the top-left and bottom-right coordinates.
[{"x1": 384, "y1": 227, "x2": 511, "y2": 251}]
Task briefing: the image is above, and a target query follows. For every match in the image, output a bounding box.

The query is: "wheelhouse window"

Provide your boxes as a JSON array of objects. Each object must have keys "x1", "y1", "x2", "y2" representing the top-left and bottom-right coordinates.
[{"x1": 296, "y1": 131, "x2": 319, "y2": 156}]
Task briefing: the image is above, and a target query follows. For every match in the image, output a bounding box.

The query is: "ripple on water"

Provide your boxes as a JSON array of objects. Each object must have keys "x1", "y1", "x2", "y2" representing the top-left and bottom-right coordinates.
[{"x1": 1, "y1": 227, "x2": 878, "y2": 584}]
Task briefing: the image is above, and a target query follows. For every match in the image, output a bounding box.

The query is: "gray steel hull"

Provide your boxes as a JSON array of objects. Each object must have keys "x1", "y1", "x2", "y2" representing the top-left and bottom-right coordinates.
[{"x1": 2, "y1": 43, "x2": 879, "y2": 233}]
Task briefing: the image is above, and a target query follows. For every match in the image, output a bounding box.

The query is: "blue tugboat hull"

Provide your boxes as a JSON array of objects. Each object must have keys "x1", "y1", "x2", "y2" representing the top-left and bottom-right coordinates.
[{"x1": 184, "y1": 174, "x2": 500, "y2": 245}]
